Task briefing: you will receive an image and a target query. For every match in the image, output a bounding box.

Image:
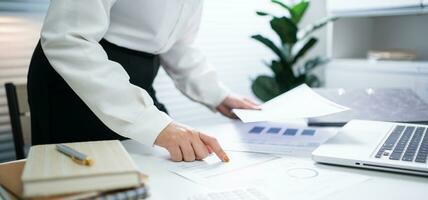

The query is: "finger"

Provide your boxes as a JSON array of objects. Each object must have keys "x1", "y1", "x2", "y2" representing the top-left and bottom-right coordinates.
[
  {"x1": 168, "y1": 146, "x2": 182, "y2": 162},
  {"x1": 191, "y1": 132, "x2": 209, "y2": 160},
  {"x1": 179, "y1": 141, "x2": 196, "y2": 162},
  {"x1": 206, "y1": 145, "x2": 213, "y2": 154},
  {"x1": 243, "y1": 98, "x2": 261, "y2": 109},
  {"x1": 232, "y1": 98, "x2": 261, "y2": 110},
  {"x1": 238, "y1": 100, "x2": 259, "y2": 110},
  {"x1": 217, "y1": 105, "x2": 236, "y2": 119},
  {"x1": 218, "y1": 105, "x2": 238, "y2": 119},
  {"x1": 199, "y1": 134, "x2": 229, "y2": 162}
]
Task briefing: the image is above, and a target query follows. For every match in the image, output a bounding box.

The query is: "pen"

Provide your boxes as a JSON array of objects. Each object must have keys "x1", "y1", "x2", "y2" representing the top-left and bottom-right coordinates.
[{"x1": 56, "y1": 144, "x2": 94, "y2": 166}]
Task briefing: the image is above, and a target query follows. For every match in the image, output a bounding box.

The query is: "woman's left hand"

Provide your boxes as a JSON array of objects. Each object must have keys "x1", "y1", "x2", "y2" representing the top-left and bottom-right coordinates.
[{"x1": 216, "y1": 94, "x2": 261, "y2": 119}]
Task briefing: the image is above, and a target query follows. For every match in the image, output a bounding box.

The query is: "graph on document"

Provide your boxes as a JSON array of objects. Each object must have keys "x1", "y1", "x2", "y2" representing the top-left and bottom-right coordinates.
[
  {"x1": 214, "y1": 122, "x2": 339, "y2": 156},
  {"x1": 246, "y1": 125, "x2": 319, "y2": 147}
]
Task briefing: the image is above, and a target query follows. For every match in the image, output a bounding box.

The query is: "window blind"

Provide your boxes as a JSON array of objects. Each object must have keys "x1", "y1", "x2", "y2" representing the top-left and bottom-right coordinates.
[{"x1": 0, "y1": 11, "x2": 45, "y2": 162}]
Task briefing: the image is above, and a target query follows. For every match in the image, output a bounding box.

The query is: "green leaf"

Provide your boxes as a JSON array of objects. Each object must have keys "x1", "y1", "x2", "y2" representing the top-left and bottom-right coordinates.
[
  {"x1": 270, "y1": 60, "x2": 283, "y2": 76},
  {"x1": 295, "y1": 75, "x2": 307, "y2": 86},
  {"x1": 264, "y1": 60, "x2": 294, "y2": 84},
  {"x1": 260, "y1": 60, "x2": 294, "y2": 93},
  {"x1": 252, "y1": 75, "x2": 282, "y2": 102},
  {"x1": 271, "y1": 0, "x2": 294, "y2": 17},
  {"x1": 298, "y1": 16, "x2": 337, "y2": 39},
  {"x1": 270, "y1": 17, "x2": 298, "y2": 45},
  {"x1": 292, "y1": 37, "x2": 318, "y2": 64},
  {"x1": 291, "y1": 1, "x2": 309, "y2": 23},
  {"x1": 271, "y1": 0, "x2": 308, "y2": 24},
  {"x1": 256, "y1": 11, "x2": 271, "y2": 16},
  {"x1": 251, "y1": 34, "x2": 286, "y2": 61},
  {"x1": 278, "y1": 61, "x2": 295, "y2": 82},
  {"x1": 303, "y1": 56, "x2": 328, "y2": 73},
  {"x1": 280, "y1": 43, "x2": 292, "y2": 62}
]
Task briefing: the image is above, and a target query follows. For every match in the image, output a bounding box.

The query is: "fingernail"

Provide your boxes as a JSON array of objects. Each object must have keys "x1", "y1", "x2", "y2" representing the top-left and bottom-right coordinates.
[{"x1": 223, "y1": 154, "x2": 230, "y2": 162}]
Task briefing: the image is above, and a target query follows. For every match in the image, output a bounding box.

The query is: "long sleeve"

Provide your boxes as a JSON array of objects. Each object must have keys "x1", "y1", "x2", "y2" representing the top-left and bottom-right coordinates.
[
  {"x1": 160, "y1": 7, "x2": 230, "y2": 110},
  {"x1": 40, "y1": 0, "x2": 172, "y2": 146}
]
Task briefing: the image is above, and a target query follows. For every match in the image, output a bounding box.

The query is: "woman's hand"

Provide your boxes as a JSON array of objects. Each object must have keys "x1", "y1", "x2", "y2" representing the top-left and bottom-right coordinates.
[
  {"x1": 154, "y1": 122, "x2": 229, "y2": 162},
  {"x1": 216, "y1": 94, "x2": 261, "y2": 119}
]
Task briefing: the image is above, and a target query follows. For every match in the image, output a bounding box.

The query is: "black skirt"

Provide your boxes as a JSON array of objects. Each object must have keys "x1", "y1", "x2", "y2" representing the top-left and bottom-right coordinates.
[{"x1": 27, "y1": 39, "x2": 168, "y2": 145}]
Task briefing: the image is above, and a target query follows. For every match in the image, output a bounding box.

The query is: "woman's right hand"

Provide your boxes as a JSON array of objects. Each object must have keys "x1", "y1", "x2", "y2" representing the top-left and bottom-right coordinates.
[{"x1": 154, "y1": 122, "x2": 229, "y2": 162}]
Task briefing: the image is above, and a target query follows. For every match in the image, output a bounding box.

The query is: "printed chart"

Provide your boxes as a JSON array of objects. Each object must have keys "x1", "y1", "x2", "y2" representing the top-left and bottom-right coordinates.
[{"x1": 211, "y1": 122, "x2": 339, "y2": 156}]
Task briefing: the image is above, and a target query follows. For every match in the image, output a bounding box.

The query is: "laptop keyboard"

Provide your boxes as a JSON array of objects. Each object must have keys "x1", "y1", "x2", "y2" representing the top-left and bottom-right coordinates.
[{"x1": 375, "y1": 125, "x2": 428, "y2": 163}]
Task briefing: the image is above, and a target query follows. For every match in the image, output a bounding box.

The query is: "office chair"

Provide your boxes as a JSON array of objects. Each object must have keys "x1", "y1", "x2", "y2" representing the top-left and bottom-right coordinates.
[{"x1": 5, "y1": 82, "x2": 31, "y2": 160}]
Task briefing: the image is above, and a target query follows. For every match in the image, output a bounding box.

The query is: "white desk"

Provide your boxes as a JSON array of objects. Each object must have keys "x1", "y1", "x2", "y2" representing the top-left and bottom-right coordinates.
[{"x1": 122, "y1": 122, "x2": 428, "y2": 200}]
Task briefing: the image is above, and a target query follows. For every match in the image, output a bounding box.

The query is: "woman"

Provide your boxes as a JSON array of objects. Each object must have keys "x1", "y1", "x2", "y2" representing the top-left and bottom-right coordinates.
[{"x1": 27, "y1": 0, "x2": 259, "y2": 162}]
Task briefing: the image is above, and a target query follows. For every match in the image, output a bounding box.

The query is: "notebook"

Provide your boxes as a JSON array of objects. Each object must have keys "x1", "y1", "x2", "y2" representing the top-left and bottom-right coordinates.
[
  {"x1": 21, "y1": 140, "x2": 141, "y2": 198},
  {"x1": 0, "y1": 159, "x2": 24, "y2": 200},
  {"x1": 309, "y1": 88, "x2": 428, "y2": 126},
  {"x1": 0, "y1": 159, "x2": 148, "y2": 200}
]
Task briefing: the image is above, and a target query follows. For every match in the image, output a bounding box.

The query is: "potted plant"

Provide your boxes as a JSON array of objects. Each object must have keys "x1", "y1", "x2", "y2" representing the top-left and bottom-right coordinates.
[{"x1": 251, "y1": 0, "x2": 336, "y2": 102}]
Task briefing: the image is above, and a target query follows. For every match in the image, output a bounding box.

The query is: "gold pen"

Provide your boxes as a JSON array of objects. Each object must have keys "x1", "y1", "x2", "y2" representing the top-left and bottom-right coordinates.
[{"x1": 56, "y1": 144, "x2": 94, "y2": 166}]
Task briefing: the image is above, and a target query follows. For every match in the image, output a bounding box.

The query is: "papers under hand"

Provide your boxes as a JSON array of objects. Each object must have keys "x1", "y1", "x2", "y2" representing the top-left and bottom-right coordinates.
[
  {"x1": 233, "y1": 84, "x2": 350, "y2": 123},
  {"x1": 169, "y1": 152, "x2": 279, "y2": 187}
]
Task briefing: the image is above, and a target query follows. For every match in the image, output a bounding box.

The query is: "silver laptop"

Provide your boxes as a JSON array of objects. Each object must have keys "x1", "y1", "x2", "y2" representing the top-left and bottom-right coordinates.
[{"x1": 312, "y1": 120, "x2": 428, "y2": 176}]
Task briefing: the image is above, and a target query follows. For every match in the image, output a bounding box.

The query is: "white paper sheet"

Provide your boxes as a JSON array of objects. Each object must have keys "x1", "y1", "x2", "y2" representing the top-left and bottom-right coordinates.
[
  {"x1": 252, "y1": 158, "x2": 370, "y2": 200},
  {"x1": 174, "y1": 155, "x2": 369, "y2": 200},
  {"x1": 202, "y1": 122, "x2": 339, "y2": 156},
  {"x1": 233, "y1": 84, "x2": 350, "y2": 123},
  {"x1": 189, "y1": 188, "x2": 270, "y2": 200},
  {"x1": 169, "y1": 152, "x2": 280, "y2": 186}
]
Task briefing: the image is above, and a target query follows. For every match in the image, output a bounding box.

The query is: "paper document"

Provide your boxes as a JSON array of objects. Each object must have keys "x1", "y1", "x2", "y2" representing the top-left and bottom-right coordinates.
[
  {"x1": 176, "y1": 156, "x2": 369, "y2": 199},
  {"x1": 233, "y1": 84, "x2": 350, "y2": 123},
  {"x1": 202, "y1": 122, "x2": 339, "y2": 156},
  {"x1": 251, "y1": 158, "x2": 370, "y2": 200},
  {"x1": 189, "y1": 188, "x2": 270, "y2": 200},
  {"x1": 169, "y1": 152, "x2": 279, "y2": 186}
]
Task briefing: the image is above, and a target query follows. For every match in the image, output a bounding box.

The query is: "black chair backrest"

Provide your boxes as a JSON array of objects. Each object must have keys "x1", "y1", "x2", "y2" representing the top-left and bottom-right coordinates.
[{"x1": 5, "y1": 83, "x2": 31, "y2": 160}]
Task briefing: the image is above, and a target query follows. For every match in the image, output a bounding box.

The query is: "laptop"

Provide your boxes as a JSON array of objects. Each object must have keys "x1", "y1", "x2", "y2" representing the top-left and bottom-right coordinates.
[{"x1": 312, "y1": 120, "x2": 428, "y2": 176}]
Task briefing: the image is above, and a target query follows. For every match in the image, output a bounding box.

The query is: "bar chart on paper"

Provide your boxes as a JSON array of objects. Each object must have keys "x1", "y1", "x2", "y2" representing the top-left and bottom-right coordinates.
[{"x1": 209, "y1": 122, "x2": 339, "y2": 156}]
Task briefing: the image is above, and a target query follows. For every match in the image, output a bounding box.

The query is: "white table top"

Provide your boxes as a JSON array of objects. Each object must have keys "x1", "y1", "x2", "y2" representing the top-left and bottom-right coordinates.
[{"x1": 122, "y1": 123, "x2": 428, "y2": 200}]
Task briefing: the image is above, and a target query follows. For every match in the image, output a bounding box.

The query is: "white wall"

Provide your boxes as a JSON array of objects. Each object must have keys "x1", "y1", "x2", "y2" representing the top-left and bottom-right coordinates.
[{"x1": 300, "y1": 0, "x2": 328, "y2": 58}]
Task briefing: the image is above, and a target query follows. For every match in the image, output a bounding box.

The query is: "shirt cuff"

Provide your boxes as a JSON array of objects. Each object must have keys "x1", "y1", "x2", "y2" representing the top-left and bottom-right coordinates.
[
  {"x1": 204, "y1": 83, "x2": 231, "y2": 111},
  {"x1": 124, "y1": 105, "x2": 173, "y2": 147}
]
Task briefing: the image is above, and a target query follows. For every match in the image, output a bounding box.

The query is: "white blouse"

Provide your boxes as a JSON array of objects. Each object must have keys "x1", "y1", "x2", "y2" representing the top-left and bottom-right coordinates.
[{"x1": 40, "y1": 0, "x2": 229, "y2": 146}]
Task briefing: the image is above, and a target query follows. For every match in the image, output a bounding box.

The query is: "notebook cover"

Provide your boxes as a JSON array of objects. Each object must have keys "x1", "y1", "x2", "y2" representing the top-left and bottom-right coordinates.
[
  {"x1": 21, "y1": 140, "x2": 141, "y2": 197},
  {"x1": 0, "y1": 160, "x2": 25, "y2": 199},
  {"x1": 0, "y1": 159, "x2": 148, "y2": 200}
]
